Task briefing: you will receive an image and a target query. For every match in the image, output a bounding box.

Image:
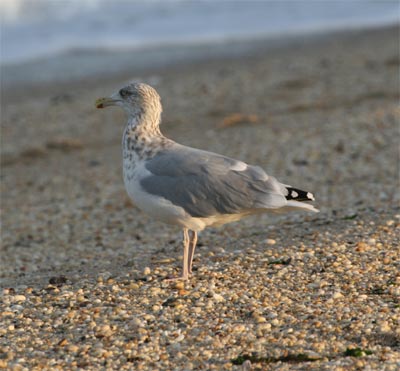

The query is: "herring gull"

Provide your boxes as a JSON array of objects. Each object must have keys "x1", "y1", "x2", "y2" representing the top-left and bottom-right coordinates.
[{"x1": 96, "y1": 83, "x2": 318, "y2": 280}]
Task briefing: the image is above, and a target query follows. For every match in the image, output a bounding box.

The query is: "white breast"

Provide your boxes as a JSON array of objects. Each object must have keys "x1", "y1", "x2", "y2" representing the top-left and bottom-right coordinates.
[{"x1": 123, "y1": 157, "x2": 189, "y2": 225}]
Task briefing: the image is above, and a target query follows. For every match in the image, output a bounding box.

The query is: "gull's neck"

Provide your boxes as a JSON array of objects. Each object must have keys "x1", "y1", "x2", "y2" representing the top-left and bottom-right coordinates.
[
  {"x1": 126, "y1": 111, "x2": 162, "y2": 137},
  {"x1": 122, "y1": 110, "x2": 171, "y2": 161}
]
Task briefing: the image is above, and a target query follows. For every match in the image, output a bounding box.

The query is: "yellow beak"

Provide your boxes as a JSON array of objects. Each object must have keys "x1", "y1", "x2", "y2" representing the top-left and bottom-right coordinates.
[{"x1": 95, "y1": 97, "x2": 119, "y2": 109}]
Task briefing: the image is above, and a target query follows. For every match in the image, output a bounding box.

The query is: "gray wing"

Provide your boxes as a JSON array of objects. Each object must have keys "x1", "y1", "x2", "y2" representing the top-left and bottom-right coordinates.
[{"x1": 141, "y1": 145, "x2": 287, "y2": 218}]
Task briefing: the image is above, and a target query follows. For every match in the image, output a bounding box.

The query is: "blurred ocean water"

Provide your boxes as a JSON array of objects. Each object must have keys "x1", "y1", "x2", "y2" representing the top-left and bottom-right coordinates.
[{"x1": 1, "y1": 0, "x2": 399, "y2": 65}]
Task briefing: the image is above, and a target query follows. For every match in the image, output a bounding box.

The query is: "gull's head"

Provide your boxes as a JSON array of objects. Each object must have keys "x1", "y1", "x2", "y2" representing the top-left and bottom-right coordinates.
[{"x1": 96, "y1": 83, "x2": 161, "y2": 117}]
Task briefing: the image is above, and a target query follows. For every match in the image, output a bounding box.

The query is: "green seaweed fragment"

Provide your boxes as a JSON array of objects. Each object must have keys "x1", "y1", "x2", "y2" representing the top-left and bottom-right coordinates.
[
  {"x1": 268, "y1": 257, "x2": 292, "y2": 265},
  {"x1": 344, "y1": 348, "x2": 373, "y2": 357},
  {"x1": 231, "y1": 353, "x2": 320, "y2": 365},
  {"x1": 342, "y1": 214, "x2": 358, "y2": 220}
]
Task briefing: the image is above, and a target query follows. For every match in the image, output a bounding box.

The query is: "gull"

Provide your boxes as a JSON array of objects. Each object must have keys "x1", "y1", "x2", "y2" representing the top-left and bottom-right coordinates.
[{"x1": 96, "y1": 83, "x2": 318, "y2": 280}]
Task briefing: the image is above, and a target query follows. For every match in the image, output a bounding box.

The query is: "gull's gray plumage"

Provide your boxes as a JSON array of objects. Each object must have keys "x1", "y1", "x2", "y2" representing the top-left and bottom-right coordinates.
[
  {"x1": 96, "y1": 82, "x2": 318, "y2": 280},
  {"x1": 141, "y1": 145, "x2": 287, "y2": 218}
]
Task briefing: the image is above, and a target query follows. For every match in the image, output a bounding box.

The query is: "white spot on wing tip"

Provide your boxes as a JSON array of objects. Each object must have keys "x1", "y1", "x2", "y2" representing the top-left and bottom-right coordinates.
[
  {"x1": 307, "y1": 192, "x2": 315, "y2": 200},
  {"x1": 291, "y1": 191, "x2": 298, "y2": 198}
]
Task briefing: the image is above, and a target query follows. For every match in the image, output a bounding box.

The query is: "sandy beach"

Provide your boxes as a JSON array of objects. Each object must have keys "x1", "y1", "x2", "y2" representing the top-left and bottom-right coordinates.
[{"x1": 1, "y1": 26, "x2": 399, "y2": 370}]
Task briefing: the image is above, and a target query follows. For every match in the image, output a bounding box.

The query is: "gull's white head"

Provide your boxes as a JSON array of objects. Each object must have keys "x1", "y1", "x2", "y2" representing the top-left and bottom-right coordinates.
[{"x1": 96, "y1": 83, "x2": 162, "y2": 119}]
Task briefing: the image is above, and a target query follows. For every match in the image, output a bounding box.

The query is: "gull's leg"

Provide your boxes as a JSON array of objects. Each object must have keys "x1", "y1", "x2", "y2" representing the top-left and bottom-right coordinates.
[
  {"x1": 181, "y1": 228, "x2": 190, "y2": 280},
  {"x1": 188, "y1": 230, "x2": 198, "y2": 274},
  {"x1": 165, "y1": 228, "x2": 189, "y2": 281}
]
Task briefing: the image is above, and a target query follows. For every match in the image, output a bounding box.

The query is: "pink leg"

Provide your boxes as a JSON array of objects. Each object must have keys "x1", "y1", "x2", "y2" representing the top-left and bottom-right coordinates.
[
  {"x1": 165, "y1": 228, "x2": 190, "y2": 281},
  {"x1": 181, "y1": 228, "x2": 189, "y2": 280},
  {"x1": 188, "y1": 230, "x2": 198, "y2": 274}
]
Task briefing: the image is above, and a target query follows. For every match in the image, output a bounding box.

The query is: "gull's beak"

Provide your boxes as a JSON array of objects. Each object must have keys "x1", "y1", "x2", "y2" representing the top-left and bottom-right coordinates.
[{"x1": 95, "y1": 94, "x2": 120, "y2": 109}]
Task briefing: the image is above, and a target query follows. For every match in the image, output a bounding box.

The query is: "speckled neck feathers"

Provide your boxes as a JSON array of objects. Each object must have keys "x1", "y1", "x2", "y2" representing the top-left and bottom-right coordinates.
[{"x1": 122, "y1": 96, "x2": 171, "y2": 161}]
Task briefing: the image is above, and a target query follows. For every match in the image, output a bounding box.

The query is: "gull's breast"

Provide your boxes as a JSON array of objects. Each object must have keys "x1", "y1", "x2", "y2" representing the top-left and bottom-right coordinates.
[{"x1": 123, "y1": 159, "x2": 190, "y2": 226}]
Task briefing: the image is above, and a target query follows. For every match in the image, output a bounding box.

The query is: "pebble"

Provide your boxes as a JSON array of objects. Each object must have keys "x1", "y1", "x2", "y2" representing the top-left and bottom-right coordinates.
[
  {"x1": 379, "y1": 321, "x2": 391, "y2": 333},
  {"x1": 174, "y1": 281, "x2": 185, "y2": 290},
  {"x1": 95, "y1": 324, "x2": 113, "y2": 338},
  {"x1": 212, "y1": 293, "x2": 225, "y2": 303},
  {"x1": 332, "y1": 291, "x2": 343, "y2": 299},
  {"x1": 12, "y1": 295, "x2": 26, "y2": 302},
  {"x1": 68, "y1": 345, "x2": 79, "y2": 353}
]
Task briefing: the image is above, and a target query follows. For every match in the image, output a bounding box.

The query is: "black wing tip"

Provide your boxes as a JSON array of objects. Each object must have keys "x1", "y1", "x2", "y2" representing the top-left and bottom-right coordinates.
[{"x1": 285, "y1": 187, "x2": 315, "y2": 201}]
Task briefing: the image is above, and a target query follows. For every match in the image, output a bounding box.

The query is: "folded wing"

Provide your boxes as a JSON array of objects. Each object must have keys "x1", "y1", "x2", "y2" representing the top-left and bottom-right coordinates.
[{"x1": 140, "y1": 145, "x2": 307, "y2": 218}]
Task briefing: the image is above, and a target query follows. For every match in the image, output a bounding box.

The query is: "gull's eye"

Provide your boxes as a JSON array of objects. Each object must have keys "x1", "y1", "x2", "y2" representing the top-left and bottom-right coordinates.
[{"x1": 119, "y1": 88, "x2": 130, "y2": 97}]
